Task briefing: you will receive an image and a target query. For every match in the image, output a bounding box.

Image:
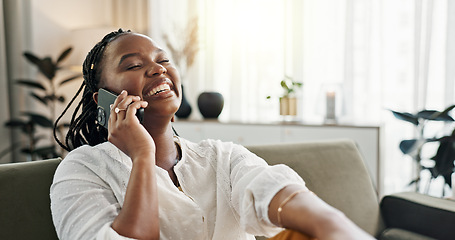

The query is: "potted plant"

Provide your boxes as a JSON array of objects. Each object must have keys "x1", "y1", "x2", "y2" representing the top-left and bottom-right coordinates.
[
  {"x1": 268, "y1": 76, "x2": 303, "y2": 116},
  {"x1": 2, "y1": 47, "x2": 81, "y2": 161},
  {"x1": 390, "y1": 104, "x2": 455, "y2": 195}
]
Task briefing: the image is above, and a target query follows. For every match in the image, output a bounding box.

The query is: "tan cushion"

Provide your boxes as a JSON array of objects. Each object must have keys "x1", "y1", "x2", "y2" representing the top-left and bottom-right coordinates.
[{"x1": 247, "y1": 139, "x2": 384, "y2": 237}]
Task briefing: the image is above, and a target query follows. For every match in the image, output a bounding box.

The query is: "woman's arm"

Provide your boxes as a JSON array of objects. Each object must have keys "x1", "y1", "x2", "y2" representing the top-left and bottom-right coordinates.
[
  {"x1": 109, "y1": 91, "x2": 160, "y2": 239},
  {"x1": 268, "y1": 184, "x2": 376, "y2": 240},
  {"x1": 111, "y1": 153, "x2": 159, "y2": 239}
]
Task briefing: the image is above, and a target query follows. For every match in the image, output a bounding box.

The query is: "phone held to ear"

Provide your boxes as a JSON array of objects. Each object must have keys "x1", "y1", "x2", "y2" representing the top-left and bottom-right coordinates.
[{"x1": 97, "y1": 88, "x2": 144, "y2": 129}]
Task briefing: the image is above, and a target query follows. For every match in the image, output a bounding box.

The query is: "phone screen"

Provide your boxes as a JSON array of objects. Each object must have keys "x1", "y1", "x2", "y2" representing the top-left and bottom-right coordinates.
[{"x1": 97, "y1": 88, "x2": 144, "y2": 129}]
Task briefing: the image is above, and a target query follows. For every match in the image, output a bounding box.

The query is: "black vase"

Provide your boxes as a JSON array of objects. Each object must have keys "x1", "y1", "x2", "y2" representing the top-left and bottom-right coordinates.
[
  {"x1": 175, "y1": 85, "x2": 192, "y2": 119},
  {"x1": 197, "y1": 92, "x2": 224, "y2": 119}
]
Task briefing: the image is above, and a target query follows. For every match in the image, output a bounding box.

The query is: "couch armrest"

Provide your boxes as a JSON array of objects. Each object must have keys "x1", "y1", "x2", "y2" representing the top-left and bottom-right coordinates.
[
  {"x1": 380, "y1": 192, "x2": 455, "y2": 240},
  {"x1": 0, "y1": 158, "x2": 61, "y2": 240}
]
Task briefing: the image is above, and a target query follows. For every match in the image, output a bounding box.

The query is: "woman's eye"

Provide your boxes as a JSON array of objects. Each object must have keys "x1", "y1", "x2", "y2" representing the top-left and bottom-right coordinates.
[
  {"x1": 158, "y1": 59, "x2": 170, "y2": 64},
  {"x1": 127, "y1": 64, "x2": 142, "y2": 70}
]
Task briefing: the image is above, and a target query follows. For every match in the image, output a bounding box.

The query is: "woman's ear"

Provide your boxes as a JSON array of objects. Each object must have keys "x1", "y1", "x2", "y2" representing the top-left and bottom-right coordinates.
[{"x1": 93, "y1": 92, "x2": 99, "y2": 104}]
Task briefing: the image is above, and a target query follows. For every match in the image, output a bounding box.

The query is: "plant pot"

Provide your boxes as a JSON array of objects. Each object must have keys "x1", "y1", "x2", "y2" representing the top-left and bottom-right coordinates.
[
  {"x1": 280, "y1": 97, "x2": 297, "y2": 116},
  {"x1": 175, "y1": 85, "x2": 192, "y2": 119},
  {"x1": 197, "y1": 92, "x2": 224, "y2": 119}
]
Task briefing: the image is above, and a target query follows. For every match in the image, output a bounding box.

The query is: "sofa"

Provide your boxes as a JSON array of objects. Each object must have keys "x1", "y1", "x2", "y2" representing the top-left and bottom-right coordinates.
[{"x1": 1, "y1": 139, "x2": 454, "y2": 240}]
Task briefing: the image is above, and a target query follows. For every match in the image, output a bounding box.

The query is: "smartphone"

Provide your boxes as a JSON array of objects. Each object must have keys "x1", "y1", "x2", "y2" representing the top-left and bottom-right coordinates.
[{"x1": 97, "y1": 88, "x2": 144, "y2": 129}]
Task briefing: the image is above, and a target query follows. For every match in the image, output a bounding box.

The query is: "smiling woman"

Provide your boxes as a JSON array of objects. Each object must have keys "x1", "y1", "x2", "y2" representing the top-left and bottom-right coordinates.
[{"x1": 48, "y1": 29, "x2": 375, "y2": 240}]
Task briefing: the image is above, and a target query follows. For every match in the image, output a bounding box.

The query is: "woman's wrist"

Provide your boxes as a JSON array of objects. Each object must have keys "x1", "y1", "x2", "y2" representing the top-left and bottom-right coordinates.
[
  {"x1": 276, "y1": 189, "x2": 314, "y2": 227},
  {"x1": 131, "y1": 151, "x2": 156, "y2": 165}
]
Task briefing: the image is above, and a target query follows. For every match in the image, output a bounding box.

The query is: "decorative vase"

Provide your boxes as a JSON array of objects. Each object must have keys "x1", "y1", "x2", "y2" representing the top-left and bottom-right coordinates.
[
  {"x1": 279, "y1": 97, "x2": 297, "y2": 116},
  {"x1": 197, "y1": 92, "x2": 224, "y2": 119},
  {"x1": 175, "y1": 85, "x2": 192, "y2": 119}
]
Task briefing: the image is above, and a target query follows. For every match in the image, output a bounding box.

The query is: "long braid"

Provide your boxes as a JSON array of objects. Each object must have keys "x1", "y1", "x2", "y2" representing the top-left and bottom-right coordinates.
[
  {"x1": 53, "y1": 82, "x2": 85, "y2": 151},
  {"x1": 54, "y1": 29, "x2": 131, "y2": 151}
]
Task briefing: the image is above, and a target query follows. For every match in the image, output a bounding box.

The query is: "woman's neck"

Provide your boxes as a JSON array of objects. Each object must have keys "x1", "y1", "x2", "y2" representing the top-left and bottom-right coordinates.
[{"x1": 143, "y1": 120, "x2": 178, "y2": 172}]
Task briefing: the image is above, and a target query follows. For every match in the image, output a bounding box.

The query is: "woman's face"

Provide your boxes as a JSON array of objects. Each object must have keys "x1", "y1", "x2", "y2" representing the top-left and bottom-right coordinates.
[{"x1": 99, "y1": 33, "x2": 182, "y2": 118}]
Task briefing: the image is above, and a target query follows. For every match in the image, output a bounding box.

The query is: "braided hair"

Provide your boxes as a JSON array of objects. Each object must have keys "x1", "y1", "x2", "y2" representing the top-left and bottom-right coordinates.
[{"x1": 54, "y1": 29, "x2": 131, "y2": 151}]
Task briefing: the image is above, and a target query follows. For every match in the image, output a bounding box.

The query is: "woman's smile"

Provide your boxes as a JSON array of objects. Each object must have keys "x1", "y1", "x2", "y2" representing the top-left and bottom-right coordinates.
[{"x1": 143, "y1": 77, "x2": 176, "y2": 100}]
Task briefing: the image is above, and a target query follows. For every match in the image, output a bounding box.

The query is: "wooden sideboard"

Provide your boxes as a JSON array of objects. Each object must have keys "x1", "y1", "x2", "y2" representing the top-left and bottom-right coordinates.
[{"x1": 173, "y1": 120, "x2": 381, "y2": 194}]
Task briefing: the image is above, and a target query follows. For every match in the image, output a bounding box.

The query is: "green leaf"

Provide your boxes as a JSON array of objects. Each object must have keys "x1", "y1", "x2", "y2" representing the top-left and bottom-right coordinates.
[
  {"x1": 399, "y1": 139, "x2": 418, "y2": 154},
  {"x1": 280, "y1": 80, "x2": 290, "y2": 91},
  {"x1": 430, "y1": 137, "x2": 455, "y2": 185},
  {"x1": 23, "y1": 112, "x2": 53, "y2": 128},
  {"x1": 23, "y1": 52, "x2": 41, "y2": 66},
  {"x1": 418, "y1": 110, "x2": 454, "y2": 121},
  {"x1": 23, "y1": 53, "x2": 57, "y2": 80},
  {"x1": 30, "y1": 92, "x2": 48, "y2": 106},
  {"x1": 59, "y1": 74, "x2": 82, "y2": 86},
  {"x1": 39, "y1": 57, "x2": 56, "y2": 80},
  {"x1": 20, "y1": 122, "x2": 35, "y2": 135},
  {"x1": 43, "y1": 94, "x2": 58, "y2": 102},
  {"x1": 5, "y1": 119, "x2": 27, "y2": 127},
  {"x1": 389, "y1": 110, "x2": 419, "y2": 125},
  {"x1": 56, "y1": 47, "x2": 72, "y2": 64},
  {"x1": 294, "y1": 82, "x2": 303, "y2": 87},
  {"x1": 15, "y1": 79, "x2": 46, "y2": 90},
  {"x1": 441, "y1": 104, "x2": 455, "y2": 116},
  {"x1": 425, "y1": 137, "x2": 440, "y2": 143}
]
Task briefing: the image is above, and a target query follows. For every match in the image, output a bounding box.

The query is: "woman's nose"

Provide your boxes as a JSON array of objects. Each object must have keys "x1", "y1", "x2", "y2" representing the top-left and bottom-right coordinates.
[{"x1": 146, "y1": 63, "x2": 167, "y2": 77}]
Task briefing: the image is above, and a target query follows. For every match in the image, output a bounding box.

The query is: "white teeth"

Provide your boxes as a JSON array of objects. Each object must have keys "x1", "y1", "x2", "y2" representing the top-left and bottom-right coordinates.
[{"x1": 148, "y1": 83, "x2": 171, "y2": 96}]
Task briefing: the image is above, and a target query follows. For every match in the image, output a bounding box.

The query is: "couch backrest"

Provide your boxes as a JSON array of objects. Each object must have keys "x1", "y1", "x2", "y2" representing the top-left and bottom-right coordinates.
[
  {"x1": 0, "y1": 158, "x2": 61, "y2": 240},
  {"x1": 247, "y1": 139, "x2": 385, "y2": 237},
  {"x1": 0, "y1": 140, "x2": 383, "y2": 239}
]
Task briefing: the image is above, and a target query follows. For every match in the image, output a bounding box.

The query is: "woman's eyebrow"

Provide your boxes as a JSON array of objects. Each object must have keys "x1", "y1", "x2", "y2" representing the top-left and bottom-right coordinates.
[
  {"x1": 118, "y1": 49, "x2": 165, "y2": 66},
  {"x1": 118, "y1": 53, "x2": 141, "y2": 66}
]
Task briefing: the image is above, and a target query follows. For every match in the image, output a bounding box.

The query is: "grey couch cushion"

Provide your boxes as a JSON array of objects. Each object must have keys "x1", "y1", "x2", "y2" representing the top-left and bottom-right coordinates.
[
  {"x1": 0, "y1": 158, "x2": 61, "y2": 240},
  {"x1": 247, "y1": 139, "x2": 384, "y2": 237}
]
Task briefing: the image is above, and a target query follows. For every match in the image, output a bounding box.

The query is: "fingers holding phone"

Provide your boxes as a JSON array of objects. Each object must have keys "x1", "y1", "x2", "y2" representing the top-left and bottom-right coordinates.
[
  {"x1": 98, "y1": 89, "x2": 154, "y2": 159},
  {"x1": 110, "y1": 90, "x2": 141, "y2": 122},
  {"x1": 97, "y1": 88, "x2": 145, "y2": 129}
]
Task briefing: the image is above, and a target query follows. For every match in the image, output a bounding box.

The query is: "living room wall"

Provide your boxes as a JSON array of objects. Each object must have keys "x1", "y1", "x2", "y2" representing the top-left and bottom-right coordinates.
[
  {"x1": 29, "y1": 0, "x2": 117, "y2": 133},
  {"x1": 1, "y1": 0, "x2": 116, "y2": 163}
]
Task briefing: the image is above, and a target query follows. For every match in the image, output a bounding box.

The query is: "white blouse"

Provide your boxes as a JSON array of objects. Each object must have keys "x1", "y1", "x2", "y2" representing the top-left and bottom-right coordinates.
[{"x1": 50, "y1": 138, "x2": 305, "y2": 240}]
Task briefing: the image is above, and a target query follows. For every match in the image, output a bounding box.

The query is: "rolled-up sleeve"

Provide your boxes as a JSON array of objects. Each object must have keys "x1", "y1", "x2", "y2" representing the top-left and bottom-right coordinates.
[{"x1": 229, "y1": 145, "x2": 305, "y2": 237}]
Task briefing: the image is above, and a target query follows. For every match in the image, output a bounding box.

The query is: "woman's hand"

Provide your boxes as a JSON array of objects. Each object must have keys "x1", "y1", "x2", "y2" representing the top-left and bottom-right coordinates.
[{"x1": 108, "y1": 90, "x2": 154, "y2": 160}]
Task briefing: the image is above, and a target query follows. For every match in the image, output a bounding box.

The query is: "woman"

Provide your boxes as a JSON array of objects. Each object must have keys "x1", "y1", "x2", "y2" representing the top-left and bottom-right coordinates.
[{"x1": 51, "y1": 29, "x2": 375, "y2": 240}]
